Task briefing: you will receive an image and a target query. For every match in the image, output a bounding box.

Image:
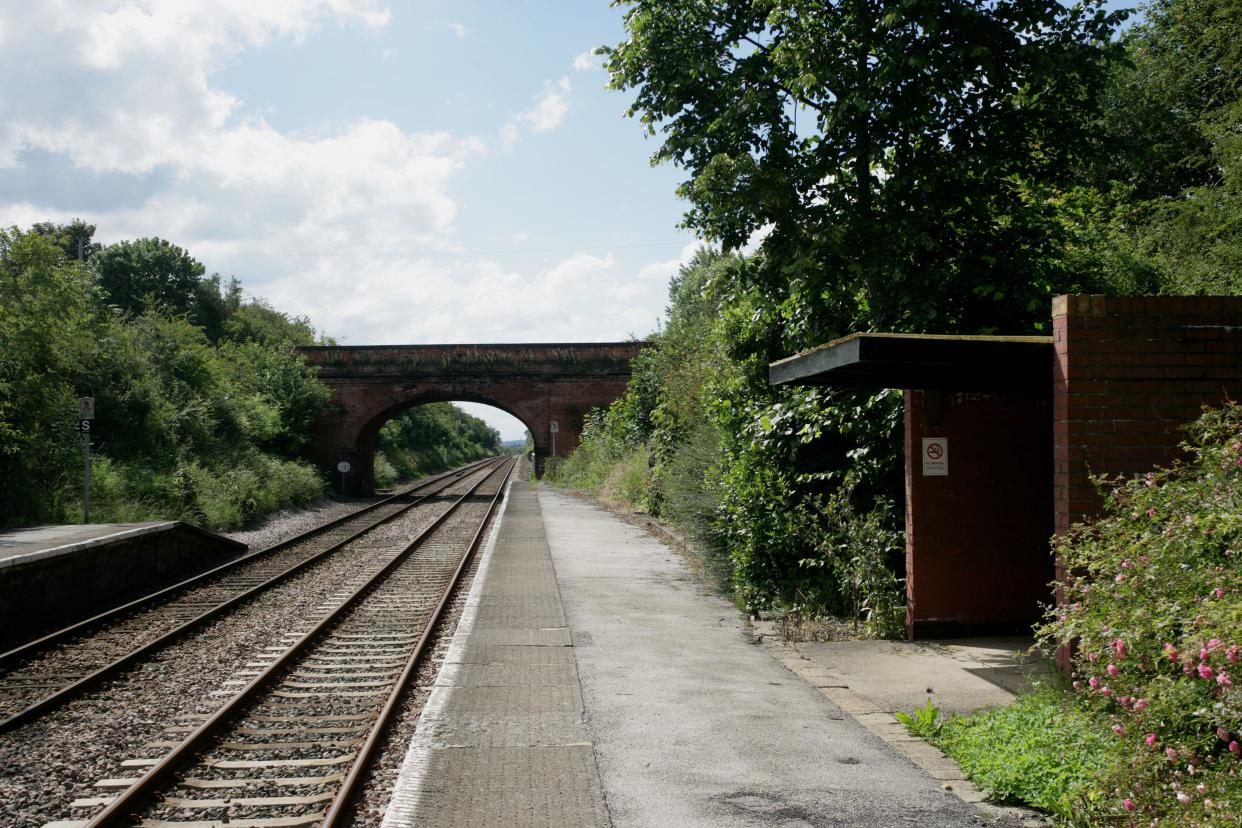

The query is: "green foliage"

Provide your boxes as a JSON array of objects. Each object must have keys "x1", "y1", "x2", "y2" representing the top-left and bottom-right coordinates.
[
  {"x1": 0, "y1": 223, "x2": 332, "y2": 530},
  {"x1": 0, "y1": 228, "x2": 98, "y2": 524},
  {"x1": 1071, "y1": 0, "x2": 1242, "y2": 296},
  {"x1": 894, "y1": 697, "x2": 942, "y2": 739},
  {"x1": 922, "y1": 689, "x2": 1118, "y2": 821},
  {"x1": 376, "y1": 403, "x2": 500, "y2": 481},
  {"x1": 1037, "y1": 402, "x2": 1242, "y2": 823},
  {"x1": 606, "y1": 0, "x2": 1124, "y2": 336}
]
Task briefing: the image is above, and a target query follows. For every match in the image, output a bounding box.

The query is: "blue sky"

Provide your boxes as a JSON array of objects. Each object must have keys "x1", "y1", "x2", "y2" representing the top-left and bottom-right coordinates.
[{"x1": 0, "y1": 1, "x2": 1138, "y2": 439}]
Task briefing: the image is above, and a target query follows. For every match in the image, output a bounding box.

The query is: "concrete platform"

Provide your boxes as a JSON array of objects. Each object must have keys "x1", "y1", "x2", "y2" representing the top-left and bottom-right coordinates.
[
  {"x1": 0, "y1": 522, "x2": 246, "y2": 650},
  {"x1": 385, "y1": 483, "x2": 1014, "y2": 827}
]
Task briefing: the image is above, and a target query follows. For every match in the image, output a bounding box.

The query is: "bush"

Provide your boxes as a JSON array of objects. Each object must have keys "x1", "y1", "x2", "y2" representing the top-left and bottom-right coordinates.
[{"x1": 1037, "y1": 403, "x2": 1242, "y2": 824}]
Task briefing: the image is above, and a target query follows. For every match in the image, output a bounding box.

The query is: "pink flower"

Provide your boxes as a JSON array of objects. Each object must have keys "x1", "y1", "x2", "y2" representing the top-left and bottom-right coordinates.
[
  {"x1": 1217, "y1": 671, "x2": 1232, "y2": 688},
  {"x1": 1135, "y1": 698, "x2": 1149, "y2": 712},
  {"x1": 1218, "y1": 727, "x2": 1231, "y2": 742},
  {"x1": 1107, "y1": 663, "x2": 1120, "y2": 677},
  {"x1": 1114, "y1": 638, "x2": 1128, "y2": 658},
  {"x1": 1200, "y1": 647, "x2": 1211, "y2": 661},
  {"x1": 1167, "y1": 748, "x2": 1179, "y2": 761},
  {"x1": 1177, "y1": 791, "x2": 1192, "y2": 804},
  {"x1": 1227, "y1": 645, "x2": 1239, "y2": 663},
  {"x1": 1196, "y1": 784, "x2": 1207, "y2": 795},
  {"x1": 1088, "y1": 652, "x2": 1100, "y2": 663},
  {"x1": 1121, "y1": 558, "x2": 1132, "y2": 568},
  {"x1": 1112, "y1": 724, "x2": 1126, "y2": 737},
  {"x1": 1165, "y1": 643, "x2": 1179, "y2": 663},
  {"x1": 1088, "y1": 676, "x2": 1100, "y2": 689},
  {"x1": 1208, "y1": 638, "x2": 1222, "y2": 650},
  {"x1": 1146, "y1": 508, "x2": 1157, "y2": 518},
  {"x1": 1229, "y1": 741, "x2": 1239, "y2": 755},
  {"x1": 1213, "y1": 588, "x2": 1225, "y2": 599},
  {"x1": 1072, "y1": 681, "x2": 1081, "y2": 691},
  {"x1": 1145, "y1": 733, "x2": 1158, "y2": 747},
  {"x1": 1198, "y1": 663, "x2": 1215, "y2": 680},
  {"x1": 1101, "y1": 686, "x2": 1113, "y2": 697},
  {"x1": 1115, "y1": 573, "x2": 1126, "y2": 584}
]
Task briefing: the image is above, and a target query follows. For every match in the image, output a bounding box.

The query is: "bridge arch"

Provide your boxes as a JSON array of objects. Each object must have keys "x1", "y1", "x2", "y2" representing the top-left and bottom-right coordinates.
[
  {"x1": 297, "y1": 343, "x2": 643, "y2": 493},
  {"x1": 355, "y1": 393, "x2": 541, "y2": 491}
]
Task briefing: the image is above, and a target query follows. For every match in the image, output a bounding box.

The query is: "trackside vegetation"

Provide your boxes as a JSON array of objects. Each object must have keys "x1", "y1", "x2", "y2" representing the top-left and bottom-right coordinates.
[{"x1": 0, "y1": 222, "x2": 499, "y2": 530}]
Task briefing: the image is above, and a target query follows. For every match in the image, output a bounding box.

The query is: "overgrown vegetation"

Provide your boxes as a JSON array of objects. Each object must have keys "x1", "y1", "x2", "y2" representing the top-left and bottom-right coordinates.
[{"x1": 0, "y1": 221, "x2": 497, "y2": 530}]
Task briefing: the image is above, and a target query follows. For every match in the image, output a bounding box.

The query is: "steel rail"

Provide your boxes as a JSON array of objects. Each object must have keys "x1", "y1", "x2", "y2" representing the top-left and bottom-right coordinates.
[
  {"x1": 83, "y1": 456, "x2": 516, "y2": 828},
  {"x1": 0, "y1": 457, "x2": 495, "y2": 672},
  {"x1": 323, "y1": 456, "x2": 514, "y2": 827},
  {"x1": 0, "y1": 457, "x2": 506, "y2": 734}
]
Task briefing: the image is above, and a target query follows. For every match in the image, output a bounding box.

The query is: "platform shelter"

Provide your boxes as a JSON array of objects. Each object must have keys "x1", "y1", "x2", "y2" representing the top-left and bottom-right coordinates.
[{"x1": 771, "y1": 295, "x2": 1242, "y2": 639}]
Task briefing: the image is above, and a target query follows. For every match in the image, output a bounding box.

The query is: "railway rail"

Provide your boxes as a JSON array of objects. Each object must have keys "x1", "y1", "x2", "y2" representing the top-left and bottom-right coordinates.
[
  {"x1": 0, "y1": 457, "x2": 503, "y2": 734},
  {"x1": 65, "y1": 455, "x2": 516, "y2": 828}
]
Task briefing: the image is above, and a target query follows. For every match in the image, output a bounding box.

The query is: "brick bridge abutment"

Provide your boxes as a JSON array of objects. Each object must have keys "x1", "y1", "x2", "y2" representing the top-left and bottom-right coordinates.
[{"x1": 296, "y1": 343, "x2": 644, "y2": 494}]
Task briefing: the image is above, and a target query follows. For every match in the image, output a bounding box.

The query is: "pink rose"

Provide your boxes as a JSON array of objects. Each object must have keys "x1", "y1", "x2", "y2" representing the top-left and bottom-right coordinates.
[
  {"x1": 1101, "y1": 686, "x2": 1113, "y2": 697},
  {"x1": 1227, "y1": 645, "x2": 1239, "y2": 664},
  {"x1": 1114, "y1": 638, "x2": 1128, "y2": 658},
  {"x1": 1229, "y1": 741, "x2": 1239, "y2": 755},
  {"x1": 1135, "y1": 698, "x2": 1148, "y2": 712},
  {"x1": 1123, "y1": 798, "x2": 1135, "y2": 812},
  {"x1": 1145, "y1": 733, "x2": 1157, "y2": 747},
  {"x1": 1167, "y1": 748, "x2": 1178, "y2": 761},
  {"x1": 1107, "y1": 663, "x2": 1120, "y2": 677},
  {"x1": 1112, "y1": 724, "x2": 1126, "y2": 737},
  {"x1": 1217, "y1": 671, "x2": 1232, "y2": 688},
  {"x1": 1088, "y1": 676, "x2": 1100, "y2": 689},
  {"x1": 1198, "y1": 663, "x2": 1215, "y2": 680},
  {"x1": 1218, "y1": 727, "x2": 1231, "y2": 742}
]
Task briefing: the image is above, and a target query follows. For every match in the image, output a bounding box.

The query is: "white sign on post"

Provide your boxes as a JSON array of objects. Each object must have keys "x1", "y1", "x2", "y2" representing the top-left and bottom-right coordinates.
[{"x1": 921, "y1": 437, "x2": 948, "y2": 476}]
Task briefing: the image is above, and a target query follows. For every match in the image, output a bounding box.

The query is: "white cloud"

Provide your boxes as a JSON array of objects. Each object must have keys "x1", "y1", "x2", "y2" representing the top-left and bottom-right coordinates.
[
  {"x1": 500, "y1": 76, "x2": 571, "y2": 150},
  {"x1": 573, "y1": 49, "x2": 602, "y2": 72},
  {"x1": 446, "y1": 21, "x2": 467, "y2": 39},
  {"x1": 0, "y1": 2, "x2": 696, "y2": 359}
]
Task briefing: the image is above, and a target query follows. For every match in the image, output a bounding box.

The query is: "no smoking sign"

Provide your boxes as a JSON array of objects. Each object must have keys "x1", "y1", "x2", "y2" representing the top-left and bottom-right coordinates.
[{"x1": 921, "y1": 438, "x2": 948, "y2": 476}]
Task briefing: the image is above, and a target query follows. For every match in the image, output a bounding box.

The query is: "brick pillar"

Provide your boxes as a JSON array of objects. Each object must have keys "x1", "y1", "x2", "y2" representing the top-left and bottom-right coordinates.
[{"x1": 1053, "y1": 295, "x2": 1242, "y2": 540}]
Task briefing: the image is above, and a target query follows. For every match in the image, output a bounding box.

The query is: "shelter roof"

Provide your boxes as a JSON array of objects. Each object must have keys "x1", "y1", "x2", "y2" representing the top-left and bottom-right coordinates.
[{"x1": 768, "y1": 333, "x2": 1053, "y2": 394}]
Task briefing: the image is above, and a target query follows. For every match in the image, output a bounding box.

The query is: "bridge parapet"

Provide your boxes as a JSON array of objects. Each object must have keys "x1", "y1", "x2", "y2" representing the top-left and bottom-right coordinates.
[{"x1": 298, "y1": 343, "x2": 642, "y2": 379}]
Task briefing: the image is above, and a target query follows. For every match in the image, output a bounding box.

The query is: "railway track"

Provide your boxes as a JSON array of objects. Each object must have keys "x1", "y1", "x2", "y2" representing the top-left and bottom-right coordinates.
[
  {"x1": 0, "y1": 458, "x2": 503, "y2": 733},
  {"x1": 62, "y1": 455, "x2": 515, "y2": 828}
]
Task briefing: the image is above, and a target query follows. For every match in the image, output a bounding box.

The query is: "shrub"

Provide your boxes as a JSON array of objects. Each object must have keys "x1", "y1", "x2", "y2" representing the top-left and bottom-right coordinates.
[{"x1": 1037, "y1": 403, "x2": 1242, "y2": 824}]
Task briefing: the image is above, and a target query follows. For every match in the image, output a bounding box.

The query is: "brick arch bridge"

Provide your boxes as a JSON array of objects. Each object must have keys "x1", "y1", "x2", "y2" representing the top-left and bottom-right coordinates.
[{"x1": 296, "y1": 343, "x2": 644, "y2": 493}]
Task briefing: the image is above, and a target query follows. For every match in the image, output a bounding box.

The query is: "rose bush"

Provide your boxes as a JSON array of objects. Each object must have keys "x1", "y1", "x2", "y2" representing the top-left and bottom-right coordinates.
[{"x1": 1039, "y1": 403, "x2": 1242, "y2": 825}]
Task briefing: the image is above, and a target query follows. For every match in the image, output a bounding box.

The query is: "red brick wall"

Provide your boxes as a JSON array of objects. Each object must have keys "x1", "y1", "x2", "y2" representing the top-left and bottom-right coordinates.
[
  {"x1": 1053, "y1": 295, "x2": 1242, "y2": 540},
  {"x1": 904, "y1": 390, "x2": 1054, "y2": 638}
]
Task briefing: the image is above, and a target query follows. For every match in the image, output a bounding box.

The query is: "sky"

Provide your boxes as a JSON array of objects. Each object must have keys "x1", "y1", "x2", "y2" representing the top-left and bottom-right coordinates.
[
  {"x1": 0, "y1": 1, "x2": 1137, "y2": 440},
  {"x1": 0, "y1": 1, "x2": 704, "y2": 440}
]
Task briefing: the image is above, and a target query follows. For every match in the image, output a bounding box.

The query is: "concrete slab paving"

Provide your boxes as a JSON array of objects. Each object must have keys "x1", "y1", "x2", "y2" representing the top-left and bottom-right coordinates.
[{"x1": 539, "y1": 487, "x2": 989, "y2": 828}]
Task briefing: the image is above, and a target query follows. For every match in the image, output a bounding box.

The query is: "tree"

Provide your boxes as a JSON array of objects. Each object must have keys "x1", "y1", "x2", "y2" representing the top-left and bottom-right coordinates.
[
  {"x1": 606, "y1": 0, "x2": 1125, "y2": 339},
  {"x1": 1072, "y1": 0, "x2": 1242, "y2": 295},
  {"x1": 31, "y1": 218, "x2": 102, "y2": 261},
  {"x1": 93, "y1": 237, "x2": 206, "y2": 316}
]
